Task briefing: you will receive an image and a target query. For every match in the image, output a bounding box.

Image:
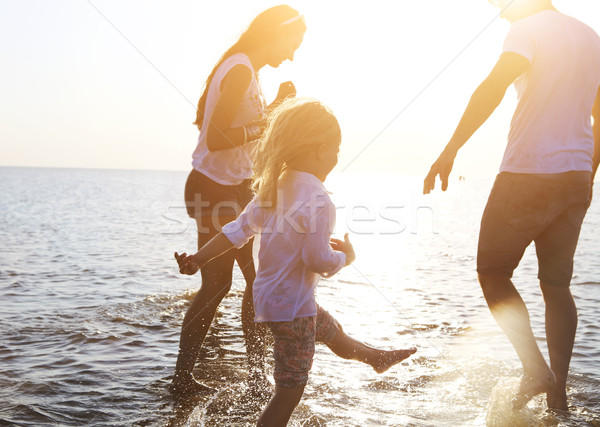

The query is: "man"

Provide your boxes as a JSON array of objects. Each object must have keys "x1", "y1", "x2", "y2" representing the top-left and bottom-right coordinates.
[{"x1": 423, "y1": 0, "x2": 600, "y2": 410}]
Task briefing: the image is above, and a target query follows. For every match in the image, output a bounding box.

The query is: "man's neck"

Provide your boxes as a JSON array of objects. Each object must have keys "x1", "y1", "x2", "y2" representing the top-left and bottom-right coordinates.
[
  {"x1": 523, "y1": 4, "x2": 557, "y2": 19},
  {"x1": 507, "y1": 2, "x2": 557, "y2": 22},
  {"x1": 535, "y1": 4, "x2": 557, "y2": 15}
]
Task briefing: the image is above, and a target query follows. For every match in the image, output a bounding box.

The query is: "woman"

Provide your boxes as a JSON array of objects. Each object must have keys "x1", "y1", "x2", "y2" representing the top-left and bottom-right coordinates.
[{"x1": 173, "y1": 5, "x2": 307, "y2": 394}]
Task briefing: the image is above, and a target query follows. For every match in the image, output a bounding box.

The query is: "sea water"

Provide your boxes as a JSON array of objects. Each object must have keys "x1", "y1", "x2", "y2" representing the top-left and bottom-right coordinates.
[{"x1": 0, "y1": 167, "x2": 599, "y2": 426}]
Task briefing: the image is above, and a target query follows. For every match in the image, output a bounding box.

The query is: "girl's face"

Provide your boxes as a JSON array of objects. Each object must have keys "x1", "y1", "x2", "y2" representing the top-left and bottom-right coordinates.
[{"x1": 318, "y1": 140, "x2": 341, "y2": 178}]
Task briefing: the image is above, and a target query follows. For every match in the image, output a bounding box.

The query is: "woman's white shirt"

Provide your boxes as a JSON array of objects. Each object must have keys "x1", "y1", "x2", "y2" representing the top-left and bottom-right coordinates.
[
  {"x1": 192, "y1": 53, "x2": 266, "y2": 185},
  {"x1": 221, "y1": 170, "x2": 346, "y2": 322}
]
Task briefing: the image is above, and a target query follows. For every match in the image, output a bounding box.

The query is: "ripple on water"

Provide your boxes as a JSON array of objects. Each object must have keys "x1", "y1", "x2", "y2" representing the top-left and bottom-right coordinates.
[{"x1": 2, "y1": 170, "x2": 600, "y2": 426}]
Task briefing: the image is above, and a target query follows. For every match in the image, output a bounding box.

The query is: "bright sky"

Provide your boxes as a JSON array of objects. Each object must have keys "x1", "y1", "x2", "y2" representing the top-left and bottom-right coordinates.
[{"x1": 1, "y1": 0, "x2": 599, "y2": 177}]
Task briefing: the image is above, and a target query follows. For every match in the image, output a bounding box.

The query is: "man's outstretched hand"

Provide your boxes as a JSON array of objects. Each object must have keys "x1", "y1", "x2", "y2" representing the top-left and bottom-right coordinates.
[
  {"x1": 423, "y1": 149, "x2": 457, "y2": 194},
  {"x1": 174, "y1": 252, "x2": 199, "y2": 275}
]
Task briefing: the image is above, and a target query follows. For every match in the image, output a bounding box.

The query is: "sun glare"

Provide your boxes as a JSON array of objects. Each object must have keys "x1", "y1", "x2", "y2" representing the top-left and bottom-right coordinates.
[{"x1": 0, "y1": 0, "x2": 598, "y2": 176}]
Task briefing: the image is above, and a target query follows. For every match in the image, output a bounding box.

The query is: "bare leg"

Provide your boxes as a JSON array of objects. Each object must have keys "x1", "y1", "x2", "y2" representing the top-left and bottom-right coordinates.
[
  {"x1": 172, "y1": 250, "x2": 235, "y2": 393},
  {"x1": 326, "y1": 326, "x2": 416, "y2": 374},
  {"x1": 478, "y1": 273, "x2": 556, "y2": 406},
  {"x1": 172, "y1": 218, "x2": 235, "y2": 394},
  {"x1": 234, "y1": 238, "x2": 267, "y2": 379},
  {"x1": 257, "y1": 385, "x2": 305, "y2": 427},
  {"x1": 173, "y1": 214, "x2": 265, "y2": 394},
  {"x1": 540, "y1": 282, "x2": 577, "y2": 411}
]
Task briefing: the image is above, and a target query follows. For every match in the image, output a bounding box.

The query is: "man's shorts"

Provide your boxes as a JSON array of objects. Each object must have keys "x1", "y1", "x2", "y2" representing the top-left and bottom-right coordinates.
[
  {"x1": 184, "y1": 169, "x2": 253, "y2": 219},
  {"x1": 477, "y1": 171, "x2": 591, "y2": 287},
  {"x1": 266, "y1": 305, "x2": 341, "y2": 388}
]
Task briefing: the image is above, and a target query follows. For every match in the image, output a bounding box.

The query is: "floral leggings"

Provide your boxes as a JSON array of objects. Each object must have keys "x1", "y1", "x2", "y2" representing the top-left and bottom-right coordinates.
[{"x1": 266, "y1": 305, "x2": 341, "y2": 388}]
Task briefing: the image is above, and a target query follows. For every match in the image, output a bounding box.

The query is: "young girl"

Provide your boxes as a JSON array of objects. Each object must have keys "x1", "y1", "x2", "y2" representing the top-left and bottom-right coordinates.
[{"x1": 175, "y1": 98, "x2": 416, "y2": 426}]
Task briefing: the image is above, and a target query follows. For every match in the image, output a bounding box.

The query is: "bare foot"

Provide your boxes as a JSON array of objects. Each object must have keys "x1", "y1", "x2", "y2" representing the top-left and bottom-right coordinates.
[
  {"x1": 512, "y1": 370, "x2": 556, "y2": 409},
  {"x1": 546, "y1": 390, "x2": 569, "y2": 411},
  {"x1": 371, "y1": 348, "x2": 417, "y2": 374},
  {"x1": 171, "y1": 374, "x2": 216, "y2": 396}
]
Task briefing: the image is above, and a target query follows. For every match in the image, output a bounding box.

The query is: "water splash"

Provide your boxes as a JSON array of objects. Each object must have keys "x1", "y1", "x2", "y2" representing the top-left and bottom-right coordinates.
[{"x1": 486, "y1": 378, "x2": 545, "y2": 427}]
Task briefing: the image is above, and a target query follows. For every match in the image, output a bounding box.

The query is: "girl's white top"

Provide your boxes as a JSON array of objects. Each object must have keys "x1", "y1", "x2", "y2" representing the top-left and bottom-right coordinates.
[
  {"x1": 222, "y1": 170, "x2": 346, "y2": 322},
  {"x1": 192, "y1": 53, "x2": 266, "y2": 185}
]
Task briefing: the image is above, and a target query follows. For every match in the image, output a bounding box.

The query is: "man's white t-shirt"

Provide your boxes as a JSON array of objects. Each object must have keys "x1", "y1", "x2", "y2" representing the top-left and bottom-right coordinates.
[
  {"x1": 221, "y1": 170, "x2": 346, "y2": 322},
  {"x1": 501, "y1": 10, "x2": 600, "y2": 174},
  {"x1": 192, "y1": 53, "x2": 266, "y2": 185}
]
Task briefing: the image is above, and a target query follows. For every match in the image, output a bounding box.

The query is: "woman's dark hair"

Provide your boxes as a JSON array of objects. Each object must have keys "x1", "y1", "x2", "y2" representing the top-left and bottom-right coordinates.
[{"x1": 193, "y1": 5, "x2": 305, "y2": 129}]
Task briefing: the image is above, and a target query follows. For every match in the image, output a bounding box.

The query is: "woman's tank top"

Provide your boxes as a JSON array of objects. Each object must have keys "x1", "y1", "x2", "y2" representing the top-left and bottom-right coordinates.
[{"x1": 192, "y1": 53, "x2": 266, "y2": 185}]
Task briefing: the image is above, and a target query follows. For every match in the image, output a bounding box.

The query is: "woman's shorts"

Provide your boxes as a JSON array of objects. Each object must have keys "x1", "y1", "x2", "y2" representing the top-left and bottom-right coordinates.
[
  {"x1": 477, "y1": 171, "x2": 591, "y2": 287},
  {"x1": 266, "y1": 306, "x2": 341, "y2": 388},
  {"x1": 184, "y1": 169, "x2": 253, "y2": 219}
]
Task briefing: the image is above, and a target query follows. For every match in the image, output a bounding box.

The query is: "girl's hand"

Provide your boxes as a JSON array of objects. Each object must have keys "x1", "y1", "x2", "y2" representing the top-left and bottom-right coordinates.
[
  {"x1": 174, "y1": 252, "x2": 200, "y2": 275},
  {"x1": 330, "y1": 233, "x2": 356, "y2": 266}
]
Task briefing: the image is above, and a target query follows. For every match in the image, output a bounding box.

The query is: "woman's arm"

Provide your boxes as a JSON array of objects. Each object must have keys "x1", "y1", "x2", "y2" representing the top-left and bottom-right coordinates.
[{"x1": 205, "y1": 64, "x2": 253, "y2": 151}]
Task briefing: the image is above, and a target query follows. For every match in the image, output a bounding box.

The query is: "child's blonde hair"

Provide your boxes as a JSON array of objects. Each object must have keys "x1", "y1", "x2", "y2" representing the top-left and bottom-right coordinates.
[{"x1": 252, "y1": 98, "x2": 341, "y2": 208}]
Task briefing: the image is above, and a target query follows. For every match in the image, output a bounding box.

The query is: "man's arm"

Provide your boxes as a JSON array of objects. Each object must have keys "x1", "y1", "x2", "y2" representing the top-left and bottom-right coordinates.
[
  {"x1": 423, "y1": 52, "x2": 529, "y2": 194},
  {"x1": 592, "y1": 85, "x2": 600, "y2": 181}
]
